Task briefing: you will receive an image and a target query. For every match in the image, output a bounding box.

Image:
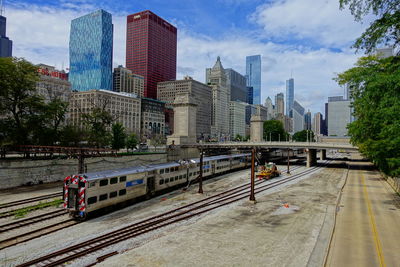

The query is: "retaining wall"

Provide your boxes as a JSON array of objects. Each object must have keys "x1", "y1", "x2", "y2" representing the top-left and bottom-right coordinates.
[
  {"x1": 386, "y1": 176, "x2": 400, "y2": 195},
  {"x1": 0, "y1": 154, "x2": 167, "y2": 189}
]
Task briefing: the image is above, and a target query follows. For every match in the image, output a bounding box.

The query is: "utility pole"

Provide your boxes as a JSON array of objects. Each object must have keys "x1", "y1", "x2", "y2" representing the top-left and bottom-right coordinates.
[
  {"x1": 250, "y1": 148, "x2": 256, "y2": 201},
  {"x1": 198, "y1": 148, "x2": 203, "y2": 194},
  {"x1": 287, "y1": 148, "x2": 290, "y2": 174},
  {"x1": 78, "y1": 149, "x2": 85, "y2": 174}
]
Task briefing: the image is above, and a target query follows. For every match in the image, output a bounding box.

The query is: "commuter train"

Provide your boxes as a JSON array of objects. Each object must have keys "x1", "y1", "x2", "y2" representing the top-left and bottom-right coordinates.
[{"x1": 63, "y1": 153, "x2": 250, "y2": 219}]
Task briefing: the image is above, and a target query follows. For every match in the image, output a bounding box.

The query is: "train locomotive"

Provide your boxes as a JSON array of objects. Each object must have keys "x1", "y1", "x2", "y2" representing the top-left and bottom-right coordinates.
[{"x1": 63, "y1": 153, "x2": 250, "y2": 219}]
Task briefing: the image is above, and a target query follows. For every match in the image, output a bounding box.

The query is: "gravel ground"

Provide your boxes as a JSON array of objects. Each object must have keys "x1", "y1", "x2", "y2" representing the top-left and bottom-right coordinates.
[
  {"x1": 0, "y1": 182, "x2": 61, "y2": 204},
  {"x1": 0, "y1": 155, "x2": 347, "y2": 267},
  {"x1": 94, "y1": 162, "x2": 345, "y2": 267}
]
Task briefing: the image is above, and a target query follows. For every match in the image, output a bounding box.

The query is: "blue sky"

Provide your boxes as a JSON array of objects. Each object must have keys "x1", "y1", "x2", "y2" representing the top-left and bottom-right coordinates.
[{"x1": 4, "y1": 0, "x2": 373, "y2": 114}]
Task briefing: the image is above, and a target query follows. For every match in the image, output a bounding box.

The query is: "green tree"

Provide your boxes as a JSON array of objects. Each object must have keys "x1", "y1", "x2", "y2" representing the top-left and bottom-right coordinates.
[
  {"x1": 31, "y1": 99, "x2": 69, "y2": 145},
  {"x1": 0, "y1": 57, "x2": 41, "y2": 145},
  {"x1": 150, "y1": 134, "x2": 166, "y2": 151},
  {"x1": 111, "y1": 123, "x2": 127, "y2": 150},
  {"x1": 59, "y1": 124, "x2": 86, "y2": 147},
  {"x1": 235, "y1": 134, "x2": 244, "y2": 141},
  {"x1": 126, "y1": 133, "x2": 139, "y2": 152},
  {"x1": 339, "y1": 0, "x2": 400, "y2": 53},
  {"x1": 263, "y1": 120, "x2": 289, "y2": 141},
  {"x1": 82, "y1": 107, "x2": 113, "y2": 147},
  {"x1": 292, "y1": 130, "x2": 315, "y2": 142},
  {"x1": 336, "y1": 55, "x2": 400, "y2": 176}
]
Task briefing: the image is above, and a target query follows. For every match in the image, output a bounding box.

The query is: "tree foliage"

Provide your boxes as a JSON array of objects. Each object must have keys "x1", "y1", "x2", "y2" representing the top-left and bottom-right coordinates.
[
  {"x1": 126, "y1": 133, "x2": 139, "y2": 151},
  {"x1": 0, "y1": 57, "x2": 40, "y2": 144},
  {"x1": 292, "y1": 130, "x2": 315, "y2": 142},
  {"x1": 150, "y1": 134, "x2": 166, "y2": 151},
  {"x1": 336, "y1": 55, "x2": 400, "y2": 176},
  {"x1": 339, "y1": 0, "x2": 400, "y2": 53},
  {"x1": 263, "y1": 120, "x2": 289, "y2": 141},
  {"x1": 111, "y1": 123, "x2": 126, "y2": 150},
  {"x1": 82, "y1": 107, "x2": 113, "y2": 147}
]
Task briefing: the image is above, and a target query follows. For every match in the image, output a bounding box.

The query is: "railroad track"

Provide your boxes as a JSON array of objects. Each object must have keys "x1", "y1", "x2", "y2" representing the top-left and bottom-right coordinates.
[
  {"x1": 0, "y1": 192, "x2": 62, "y2": 210},
  {"x1": 0, "y1": 218, "x2": 79, "y2": 250},
  {"x1": 17, "y1": 161, "x2": 330, "y2": 267},
  {"x1": 0, "y1": 209, "x2": 68, "y2": 234}
]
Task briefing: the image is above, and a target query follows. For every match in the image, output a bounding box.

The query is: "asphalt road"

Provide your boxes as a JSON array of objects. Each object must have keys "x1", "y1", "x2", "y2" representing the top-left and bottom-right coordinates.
[{"x1": 325, "y1": 162, "x2": 400, "y2": 267}]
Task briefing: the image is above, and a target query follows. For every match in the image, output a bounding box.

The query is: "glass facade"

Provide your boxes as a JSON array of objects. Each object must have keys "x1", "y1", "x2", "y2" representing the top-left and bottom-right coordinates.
[
  {"x1": 246, "y1": 55, "x2": 261, "y2": 105},
  {"x1": 126, "y1": 10, "x2": 177, "y2": 99},
  {"x1": 286, "y1": 78, "x2": 294, "y2": 117},
  {"x1": 246, "y1": 86, "x2": 253, "y2": 104},
  {"x1": 225, "y1": 68, "x2": 247, "y2": 102},
  {"x1": 69, "y1": 10, "x2": 113, "y2": 91},
  {"x1": 0, "y1": 15, "x2": 12, "y2": 58}
]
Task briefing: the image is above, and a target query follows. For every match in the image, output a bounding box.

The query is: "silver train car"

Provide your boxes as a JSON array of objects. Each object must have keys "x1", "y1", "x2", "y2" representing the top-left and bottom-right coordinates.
[{"x1": 63, "y1": 153, "x2": 250, "y2": 219}]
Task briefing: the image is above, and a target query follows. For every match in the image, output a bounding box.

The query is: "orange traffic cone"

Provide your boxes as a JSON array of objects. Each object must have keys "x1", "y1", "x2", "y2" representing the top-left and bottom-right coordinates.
[{"x1": 283, "y1": 203, "x2": 289, "y2": 208}]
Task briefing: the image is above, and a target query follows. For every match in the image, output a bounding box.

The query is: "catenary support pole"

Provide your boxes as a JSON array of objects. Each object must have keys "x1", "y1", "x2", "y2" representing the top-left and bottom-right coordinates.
[
  {"x1": 78, "y1": 149, "x2": 84, "y2": 174},
  {"x1": 287, "y1": 148, "x2": 290, "y2": 174},
  {"x1": 198, "y1": 148, "x2": 203, "y2": 194},
  {"x1": 250, "y1": 148, "x2": 256, "y2": 201}
]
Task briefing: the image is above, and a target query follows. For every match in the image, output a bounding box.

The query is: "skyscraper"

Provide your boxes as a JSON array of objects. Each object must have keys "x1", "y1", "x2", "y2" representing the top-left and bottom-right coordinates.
[
  {"x1": 304, "y1": 110, "x2": 312, "y2": 130},
  {"x1": 69, "y1": 10, "x2": 113, "y2": 91},
  {"x1": 246, "y1": 86, "x2": 254, "y2": 104},
  {"x1": 126, "y1": 10, "x2": 177, "y2": 99},
  {"x1": 206, "y1": 57, "x2": 230, "y2": 140},
  {"x1": 292, "y1": 100, "x2": 305, "y2": 133},
  {"x1": 0, "y1": 15, "x2": 12, "y2": 57},
  {"x1": 275, "y1": 93, "x2": 284, "y2": 115},
  {"x1": 225, "y1": 68, "x2": 246, "y2": 102},
  {"x1": 246, "y1": 55, "x2": 261, "y2": 105},
  {"x1": 327, "y1": 96, "x2": 352, "y2": 137},
  {"x1": 286, "y1": 78, "x2": 294, "y2": 117}
]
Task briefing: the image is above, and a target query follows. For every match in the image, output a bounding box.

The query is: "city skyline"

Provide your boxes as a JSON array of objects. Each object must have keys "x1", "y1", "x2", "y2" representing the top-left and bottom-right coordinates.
[{"x1": 3, "y1": 0, "x2": 374, "y2": 113}]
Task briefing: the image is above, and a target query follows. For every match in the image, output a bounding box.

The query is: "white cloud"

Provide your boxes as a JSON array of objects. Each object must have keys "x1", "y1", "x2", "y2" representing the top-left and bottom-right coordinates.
[
  {"x1": 177, "y1": 30, "x2": 359, "y2": 113},
  {"x1": 6, "y1": 3, "x2": 362, "y2": 115},
  {"x1": 251, "y1": 0, "x2": 372, "y2": 48}
]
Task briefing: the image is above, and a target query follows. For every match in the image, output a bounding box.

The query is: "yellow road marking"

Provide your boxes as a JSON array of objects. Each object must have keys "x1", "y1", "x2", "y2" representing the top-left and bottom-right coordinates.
[{"x1": 361, "y1": 171, "x2": 386, "y2": 267}]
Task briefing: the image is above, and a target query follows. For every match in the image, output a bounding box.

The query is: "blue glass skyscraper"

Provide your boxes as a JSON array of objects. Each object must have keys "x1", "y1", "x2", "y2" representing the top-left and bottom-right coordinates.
[
  {"x1": 246, "y1": 55, "x2": 261, "y2": 105},
  {"x1": 69, "y1": 10, "x2": 113, "y2": 91},
  {"x1": 286, "y1": 78, "x2": 294, "y2": 117}
]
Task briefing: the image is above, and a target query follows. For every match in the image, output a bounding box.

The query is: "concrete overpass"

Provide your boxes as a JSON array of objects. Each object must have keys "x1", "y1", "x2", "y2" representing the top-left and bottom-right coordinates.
[{"x1": 180, "y1": 142, "x2": 358, "y2": 167}]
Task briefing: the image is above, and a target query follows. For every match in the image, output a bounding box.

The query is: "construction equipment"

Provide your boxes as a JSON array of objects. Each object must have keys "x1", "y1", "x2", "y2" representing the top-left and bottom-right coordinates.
[{"x1": 256, "y1": 162, "x2": 281, "y2": 180}]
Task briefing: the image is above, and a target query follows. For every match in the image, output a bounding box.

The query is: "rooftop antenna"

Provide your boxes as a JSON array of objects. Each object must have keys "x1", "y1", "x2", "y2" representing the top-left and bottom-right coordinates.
[{"x1": 290, "y1": 69, "x2": 293, "y2": 78}]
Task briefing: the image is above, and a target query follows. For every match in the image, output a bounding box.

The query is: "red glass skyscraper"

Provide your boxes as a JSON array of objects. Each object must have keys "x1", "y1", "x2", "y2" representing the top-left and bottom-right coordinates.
[{"x1": 126, "y1": 10, "x2": 177, "y2": 99}]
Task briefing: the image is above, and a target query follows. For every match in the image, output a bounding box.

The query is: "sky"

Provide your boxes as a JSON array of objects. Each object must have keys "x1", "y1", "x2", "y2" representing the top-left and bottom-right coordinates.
[{"x1": 3, "y1": 0, "x2": 374, "y2": 115}]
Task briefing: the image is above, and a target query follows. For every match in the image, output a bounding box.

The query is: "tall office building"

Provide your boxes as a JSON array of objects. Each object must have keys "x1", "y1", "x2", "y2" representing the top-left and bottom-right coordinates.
[
  {"x1": 286, "y1": 78, "x2": 294, "y2": 117},
  {"x1": 275, "y1": 93, "x2": 284, "y2": 115},
  {"x1": 113, "y1": 66, "x2": 144, "y2": 97},
  {"x1": 246, "y1": 55, "x2": 261, "y2": 105},
  {"x1": 229, "y1": 101, "x2": 246, "y2": 139},
  {"x1": 292, "y1": 100, "x2": 305, "y2": 133},
  {"x1": 304, "y1": 110, "x2": 312, "y2": 130},
  {"x1": 225, "y1": 68, "x2": 246, "y2": 102},
  {"x1": 206, "y1": 57, "x2": 230, "y2": 140},
  {"x1": 126, "y1": 10, "x2": 177, "y2": 99},
  {"x1": 327, "y1": 96, "x2": 352, "y2": 137},
  {"x1": 0, "y1": 15, "x2": 12, "y2": 57},
  {"x1": 157, "y1": 76, "x2": 212, "y2": 139},
  {"x1": 312, "y1": 112, "x2": 323, "y2": 136},
  {"x1": 69, "y1": 10, "x2": 113, "y2": 91},
  {"x1": 264, "y1": 97, "x2": 274, "y2": 120},
  {"x1": 246, "y1": 86, "x2": 254, "y2": 104}
]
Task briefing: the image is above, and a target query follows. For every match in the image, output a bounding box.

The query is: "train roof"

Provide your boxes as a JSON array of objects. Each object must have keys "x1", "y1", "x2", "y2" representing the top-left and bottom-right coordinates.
[{"x1": 81, "y1": 153, "x2": 250, "y2": 181}]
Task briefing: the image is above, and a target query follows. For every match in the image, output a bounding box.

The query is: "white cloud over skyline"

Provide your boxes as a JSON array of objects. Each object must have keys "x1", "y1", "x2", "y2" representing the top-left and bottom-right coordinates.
[{"x1": 4, "y1": 0, "x2": 370, "y2": 115}]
